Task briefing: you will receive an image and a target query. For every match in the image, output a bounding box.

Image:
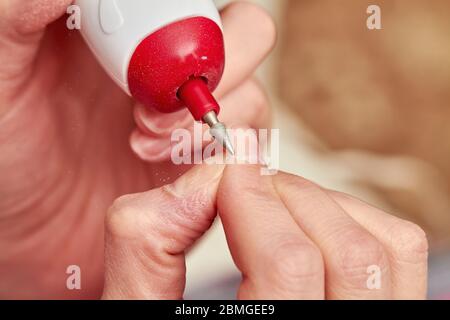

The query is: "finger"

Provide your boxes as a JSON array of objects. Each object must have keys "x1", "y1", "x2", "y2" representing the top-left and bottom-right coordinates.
[
  {"x1": 220, "y1": 79, "x2": 271, "y2": 129},
  {"x1": 102, "y1": 162, "x2": 225, "y2": 299},
  {"x1": 218, "y1": 164, "x2": 325, "y2": 300},
  {"x1": 272, "y1": 173, "x2": 392, "y2": 299},
  {"x1": 215, "y1": 1, "x2": 276, "y2": 97},
  {"x1": 326, "y1": 191, "x2": 428, "y2": 300},
  {"x1": 131, "y1": 79, "x2": 271, "y2": 162}
]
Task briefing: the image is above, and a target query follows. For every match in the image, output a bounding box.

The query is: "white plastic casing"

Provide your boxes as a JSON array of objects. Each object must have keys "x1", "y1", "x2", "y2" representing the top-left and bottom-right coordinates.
[{"x1": 75, "y1": 0, "x2": 221, "y2": 95}]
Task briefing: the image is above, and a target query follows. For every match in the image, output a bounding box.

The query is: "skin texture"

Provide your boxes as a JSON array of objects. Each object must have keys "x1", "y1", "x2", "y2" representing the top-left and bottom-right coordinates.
[
  {"x1": 0, "y1": 1, "x2": 428, "y2": 300},
  {"x1": 219, "y1": 165, "x2": 428, "y2": 299},
  {"x1": 103, "y1": 159, "x2": 429, "y2": 300}
]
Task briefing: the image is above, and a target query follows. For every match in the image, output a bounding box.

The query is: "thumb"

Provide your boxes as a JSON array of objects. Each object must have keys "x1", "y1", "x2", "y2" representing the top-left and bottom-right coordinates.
[{"x1": 102, "y1": 162, "x2": 225, "y2": 300}]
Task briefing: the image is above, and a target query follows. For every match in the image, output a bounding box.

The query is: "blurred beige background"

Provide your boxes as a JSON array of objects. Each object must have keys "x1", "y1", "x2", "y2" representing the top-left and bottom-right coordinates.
[{"x1": 186, "y1": 0, "x2": 450, "y2": 299}]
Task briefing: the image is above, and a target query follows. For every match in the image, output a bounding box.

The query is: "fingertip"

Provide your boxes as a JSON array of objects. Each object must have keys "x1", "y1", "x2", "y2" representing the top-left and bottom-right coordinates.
[
  {"x1": 222, "y1": 1, "x2": 278, "y2": 51},
  {"x1": 217, "y1": 1, "x2": 277, "y2": 97},
  {"x1": 218, "y1": 162, "x2": 265, "y2": 212}
]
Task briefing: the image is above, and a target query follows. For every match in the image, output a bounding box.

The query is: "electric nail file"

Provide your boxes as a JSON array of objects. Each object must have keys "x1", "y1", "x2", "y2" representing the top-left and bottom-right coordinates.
[{"x1": 75, "y1": 0, "x2": 234, "y2": 154}]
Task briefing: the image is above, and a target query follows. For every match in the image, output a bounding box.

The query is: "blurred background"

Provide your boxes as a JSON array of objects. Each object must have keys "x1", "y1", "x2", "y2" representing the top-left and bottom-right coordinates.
[{"x1": 186, "y1": 0, "x2": 450, "y2": 299}]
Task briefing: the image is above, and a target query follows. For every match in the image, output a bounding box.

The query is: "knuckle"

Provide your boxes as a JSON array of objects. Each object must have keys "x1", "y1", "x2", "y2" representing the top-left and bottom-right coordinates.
[
  {"x1": 388, "y1": 221, "x2": 429, "y2": 263},
  {"x1": 269, "y1": 240, "x2": 324, "y2": 287},
  {"x1": 337, "y1": 231, "x2": 388, "y2": 284},
  {"x1": 109, "y1": 193, "x2": 137, "y2": 212},
  {"x1": 105, "y1": 194, "x2": 144, "y2": 240}
]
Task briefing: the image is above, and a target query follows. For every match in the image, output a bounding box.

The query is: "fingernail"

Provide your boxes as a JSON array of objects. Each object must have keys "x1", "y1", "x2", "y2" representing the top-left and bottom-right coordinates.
[{"x1": 168, "y1": 160, "x2": 226, "y2": 198}]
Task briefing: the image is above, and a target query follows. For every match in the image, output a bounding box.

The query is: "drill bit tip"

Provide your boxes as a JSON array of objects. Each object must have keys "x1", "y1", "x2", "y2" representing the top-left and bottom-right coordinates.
[
  {"x1": 203, "y1": 111, "x2": 235, "y2": 155},
  {"x1": 223, "y1": 135, "x2": 235, "y2": 155}
]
